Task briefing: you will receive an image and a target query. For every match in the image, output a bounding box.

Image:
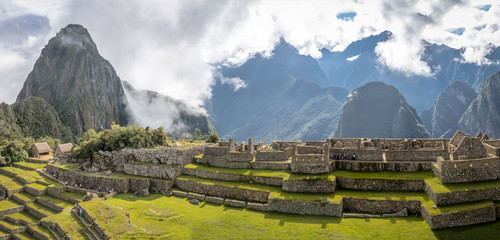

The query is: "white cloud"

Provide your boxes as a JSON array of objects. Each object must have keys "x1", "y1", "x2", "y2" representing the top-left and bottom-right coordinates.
[
  {"x1": 219, "y1": 75, "x2": 248, "y2": 91},
  {"x1": 0, "y1": 0, "x2": 499, "y2": 109},
  {"x1": 346, "y1": 54, "x2": 360, "y2": 61}
]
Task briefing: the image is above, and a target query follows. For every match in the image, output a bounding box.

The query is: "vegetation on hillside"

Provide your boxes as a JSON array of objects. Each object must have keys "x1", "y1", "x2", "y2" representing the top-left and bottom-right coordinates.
[
  {"x1": 72, "y1": 123, "x2": 168, "y2": 160},
  {"x1": 184, "y1": 129, "x2": 219, "y2": 143}
]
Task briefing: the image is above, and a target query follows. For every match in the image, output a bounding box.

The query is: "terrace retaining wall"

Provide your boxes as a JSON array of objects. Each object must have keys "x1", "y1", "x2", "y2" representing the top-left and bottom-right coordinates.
[
  {"x1": 174, "y1": 178, "x2": 269, "y2": 203},
  {"x1": 336, "y1": 178, "x2": 425, "y2": 191}
]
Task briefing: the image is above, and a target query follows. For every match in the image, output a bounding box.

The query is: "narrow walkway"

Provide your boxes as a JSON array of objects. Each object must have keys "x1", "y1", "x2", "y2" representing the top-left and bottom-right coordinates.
[{"x1": 72, "y1": 210, "x2": 102, "y2": 240}]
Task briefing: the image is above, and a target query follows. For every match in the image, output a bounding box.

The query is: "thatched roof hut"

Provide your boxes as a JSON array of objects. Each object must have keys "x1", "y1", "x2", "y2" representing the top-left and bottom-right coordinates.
[{"x1": 30, "y1": 142, "x2": 52, "y2": 157}]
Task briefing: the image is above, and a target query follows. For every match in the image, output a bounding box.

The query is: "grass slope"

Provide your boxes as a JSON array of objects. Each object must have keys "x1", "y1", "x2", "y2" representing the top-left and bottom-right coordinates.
[{"x1": 94, "y1": 193, "x2": 500, "y2": 240}]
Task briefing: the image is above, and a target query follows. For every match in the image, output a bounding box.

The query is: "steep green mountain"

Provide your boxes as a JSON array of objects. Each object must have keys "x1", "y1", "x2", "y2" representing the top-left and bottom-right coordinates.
[
  {"x1": 334, "y1": 81, "x2": 431, "y2": 138},
  {"x1": 16, "y1": 24, "x2": 128, "y2": 136},
  {"x1": 122, "y1": 81, "x2": 215, "y2": 137},
  {"x1": 458, "y1": 71, "x2": 500, "y2": 138},
  {"x1": 13, "y1": 97, "x2": 73, "y2": 142},
  {"x1": 0, "y1": 103, "x2": 21, "y2": 134},
  {"x1": 420, "y1": 81, "x2": 477, "y2": 138}
]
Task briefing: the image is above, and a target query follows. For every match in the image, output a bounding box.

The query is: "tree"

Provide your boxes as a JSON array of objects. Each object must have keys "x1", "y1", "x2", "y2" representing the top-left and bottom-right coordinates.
[{"x1": 207, "y1": 131, "x2": 219, "y2": 143}]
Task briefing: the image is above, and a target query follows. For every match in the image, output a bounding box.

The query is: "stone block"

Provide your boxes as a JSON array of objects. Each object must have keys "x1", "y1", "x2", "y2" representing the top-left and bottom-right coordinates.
[
  {"x1": 205, "y1": 196, "x2": 224, "y2": 205},
  {"x1": 172, "y1": 190, "x2": 188, "y2": 198},
  {"x1": 225, "y1": 199, "x2": 246, "y2": 208},
  {"x1": 187, "y1": 192, "x2": 205, "y2": 201}
]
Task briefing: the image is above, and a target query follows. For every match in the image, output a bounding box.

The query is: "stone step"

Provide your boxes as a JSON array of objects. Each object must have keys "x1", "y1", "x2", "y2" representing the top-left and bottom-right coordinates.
[
  {"x1": 35, "y1": 195, "x2": 73, "y2": 213},
  {"x1": 0, "y1": 219, "x2": 27, "y2": 234},
  {"x1": 5, "y1": 211, "x2": 39, "y2": 226},
  {"x1": 71, "y1": 211, "x2": 101, "y2": 240},
  {"x1": 12, "y1": 192, "x2": 37, "y2": 205},
  {"x1": 13, "y1": 232, "x2": 37, "y2": 240},
  {"x1": 25, "y1": 202, "x2": 57, "y2": 219},
  {"x1": 29, "y1": 224, "x2": 57, "y2": 240}
]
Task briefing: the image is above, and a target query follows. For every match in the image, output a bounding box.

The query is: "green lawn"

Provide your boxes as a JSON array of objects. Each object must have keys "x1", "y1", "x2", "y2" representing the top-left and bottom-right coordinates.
[
  {"x1": 60, "y1": 191, "x2": 85, "y2": 202},
  {"x1": 37, "y1": 195, "x2": 74, "y2": 209},
  {"x1": 43, "y1": 210, "x2": 90, "y2": 240},
  {"x1": 12, "y1": 192, "x2": 36, "y2": 203},
  {"x1": 26, "y1": 182, "x2": 47, "y2": 191},
  {"x1": 425, "y1": 177, "x2": 500, "y2": 193},
  {"x1": 27, "y1": 202, "x2": 58, "y2": 216},
  {"x1": 185, "y1": 163, "x2": 434, "y2": 181},
  {"x1": 30, "y1": 224, "x2": 55, "y2": 239},
  {"x1": 7, "y1": 211, "x2": 39, "y2": 225},
  {"x1": 0, "y1": 199, "x2": 21, "y2": 211},
  {"x1": 14, "y1": 162, "x2": 47, "y2": 170},
  {"x1": 0, "y1": 174, "x2": 24, "y2": 191},
  {"x1": 90, "y1": 193, "x2": 500, "y2": 240}
]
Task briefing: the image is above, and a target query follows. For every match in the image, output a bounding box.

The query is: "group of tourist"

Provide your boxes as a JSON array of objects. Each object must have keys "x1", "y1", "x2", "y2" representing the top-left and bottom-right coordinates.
[
  {"x1": 333, "y1": 153, "x2": 356, "y2": 160},
  {"x1": 73, "y1": 183, "x2": 115, "y2": 194},
  {"x1": 73, "y1": 204, "x2": 83, "y2": 217}
]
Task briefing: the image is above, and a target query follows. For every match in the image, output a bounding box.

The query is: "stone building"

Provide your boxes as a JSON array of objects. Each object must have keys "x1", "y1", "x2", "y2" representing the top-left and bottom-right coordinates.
[
  {"x1": 30, "y1": 142, "x2": 52, "y2": 158},
  {"x1": 55, "y1": 143, "x2": 73, "y2": 162}
]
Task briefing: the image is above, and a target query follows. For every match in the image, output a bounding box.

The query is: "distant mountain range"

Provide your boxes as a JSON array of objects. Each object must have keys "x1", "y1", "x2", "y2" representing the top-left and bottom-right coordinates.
[{"x1": 1, "y1": 24, "x2": 499, "y2": 142}]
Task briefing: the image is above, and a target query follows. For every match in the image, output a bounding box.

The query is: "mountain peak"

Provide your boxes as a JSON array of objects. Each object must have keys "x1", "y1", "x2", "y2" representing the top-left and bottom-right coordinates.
[{"x1": 51, "y1": 24, "x2": 97, "y2": 52}]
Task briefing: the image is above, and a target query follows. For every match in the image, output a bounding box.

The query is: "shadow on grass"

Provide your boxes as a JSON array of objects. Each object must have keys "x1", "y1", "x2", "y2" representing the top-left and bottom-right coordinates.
[
  {"x1": 111, "y1": 193, "x2": 165, "y2": 202},
  {"x1": 261, "y1": 211, "x2": 342, "y2": 226},
  {"x1": 432, "y1": 221, "x2": 500, "y2": 240}
]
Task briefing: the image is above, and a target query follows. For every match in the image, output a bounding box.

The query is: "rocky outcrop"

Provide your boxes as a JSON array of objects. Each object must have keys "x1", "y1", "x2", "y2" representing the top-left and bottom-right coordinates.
[
  {"x1": 420, "y1": 81, "x2": 477, "y2": 138},
  {"x1": 459, "y1": 71, "x2": 500, "y2": 138},
  {"x1": 16, "y1": 24, "x2": 128, "y2": 136},
  {"x1": 334, "y1": 82, "x2": 431, "y2": 138}
]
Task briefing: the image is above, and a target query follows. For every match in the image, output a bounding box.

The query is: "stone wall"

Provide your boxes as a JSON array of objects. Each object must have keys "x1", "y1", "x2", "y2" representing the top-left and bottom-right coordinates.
[
  {"x1": 174, "y1": 178, "x2": 269, "y2": 203},
  {"x1": 46, "y1": 164, "x2": 172, "y2": 196},
  {"x1": 255, "y1": 149, "x2": 291, "y2": 161},
  {"x1": 91, "y1": 145, "x2": 207, "y2": 178},
  {"x1": 421, "y1": 203, "x2": 496, "y2": 229},
  {"x1": 330, "y1": 149, "x2": 382, "y2": 161},
  {"x1": 123, "y1": 163, "x2": 180, "y2": 179},
  {"x1": 385, "y1": 149, "x2": 448, "y2": 161},
  {"x1": 433, "y1": 156, "x2": 500, "y2": 183},
  {"x1": 342, "y1": 198, "x2": 421, "y2": 214},
  {"x1": 336, "y1": 178, "x2": 425, "y2": 191},
  {"x1": 425, "y1": 182, "x2": 500, "y2": 206},
  {"x1": 291, "y1": 160, "x2": 333, "y2": 174},
  {"x1": 335, "y1": 160, "x2": 432, "y2": 172},
  {"x1": 266, "y1": 198, "x2": 342, "y2": 217},
  {"x1": 282, "y1": 179, "x2": 335, "y2": 193},
  {"x1": 182, "y1": 167, "x2": 283, "y2": 186}
]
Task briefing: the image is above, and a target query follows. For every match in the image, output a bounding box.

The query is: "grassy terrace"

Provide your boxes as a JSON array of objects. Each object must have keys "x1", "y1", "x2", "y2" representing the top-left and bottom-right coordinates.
[
  {"x1": 7, "y1": 211, "x2": 40, "y2": 224},
  {"x1": 0, "y1": 199, "x2": 21, "y2": 211},
  {"x1": 27, "y1": 202, "x2": 58, "y2": 216},
  {"x1": 55, "y1": 163, "x2": 155, "y2": 180},
  {"x1": 30, "y1": 224, "x2": 54, "y2": 239},
  {"x1": 37, "y1": 195, "x2": 73, "y2": 209},
  {"x1": 14, "y1": 162, "x2": 47, "y2": 170},
  {"x1": 0, "y1": 174, "x2": 24, "y2": 191},
  {"x1": 26, "y1": 183, "x2": 47, "y2": 191},
  {"x1": 0, "y1": 167, "x2": 62, "y2": 188},
  {"x1": 60, "y1": 191, "x2": 85, "y2": 202},
  {"x1": 14, "y1": 232, "x2": 36, "y2": 240},
  {"x1": 177, "y1": 175, "x2": 494, "y2": 216},
  {"x1": 185, "y1": 163, "x2": 434, "y2": 181},
  {"x1": 44, "y1": 210, "x2": 89, "y2": 240},
  {"x1": 0, "y1": 219, "x2": 23, "y2": 231},
  {"x1": 13, "y1": 192, "x2": 36, "y2": 203},
  {"x1": 425, "y1": 177, "x2": 500, "y2": 193},
  {"x1": 84, "y1": 193, "x2": 499, "y2": 240}
]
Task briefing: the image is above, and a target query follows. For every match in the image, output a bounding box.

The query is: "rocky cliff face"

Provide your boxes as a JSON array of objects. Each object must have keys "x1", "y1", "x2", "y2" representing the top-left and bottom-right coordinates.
[
  {"x1": 334, "y1": 81, "x2": 430, "y2": 138},
  {"x1": 122, "y1": 81, "x2": 214, "y2": 138},
  {"x1": 420, "y1": 81, "x2": 477, "y2": 138},
  {"x1": 16, "y1": 24, "x2": 128, "y2": 136},
  {"x1": 458, "y1": 71, "x2": 500, "y2": 138}
]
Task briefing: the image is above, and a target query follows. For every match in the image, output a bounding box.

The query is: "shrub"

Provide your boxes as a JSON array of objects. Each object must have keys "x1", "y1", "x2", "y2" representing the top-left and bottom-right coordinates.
[{"x1": 207, "y1": 132, "x2": 219, "y2": 143}]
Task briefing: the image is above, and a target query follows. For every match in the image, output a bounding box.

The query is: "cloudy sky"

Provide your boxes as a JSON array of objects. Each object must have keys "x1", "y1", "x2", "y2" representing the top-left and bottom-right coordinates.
[{"x1": 0, "y1": 0, "x2": 499, "y2": 107}]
